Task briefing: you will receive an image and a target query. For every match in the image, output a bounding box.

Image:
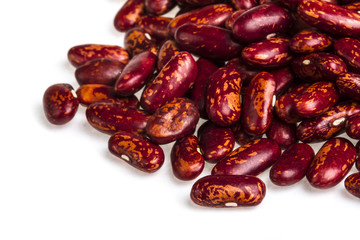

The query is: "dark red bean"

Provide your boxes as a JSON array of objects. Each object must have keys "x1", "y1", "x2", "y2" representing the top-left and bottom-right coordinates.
[
  {"x1": 231, "y1": 0, "x2": 257, "y2": 10},
  {"x1": 170, "y1": 135, "x2": 204, "y2": 181},
  {"x1": 108, "y1": 131, "x2": 164, "y2": 173},
  {"x1": 344, "y1": 172, "x2": 360, "y2": 199},
  {"x1": 346, "y1": 114, "x2": 360, "y2": 139},
  {"x1": 43, "y1": 83, "x2": 79, "y2": 125},
  {"x1": 356, "y1": 141, "x2": 360, "y2": 171},
  {"x1": 145, "y1": 98, "x2": 200, "y2": 144},
  {"x1": 336, "y1": 72, "x2": 360, "y2": 101},
  {"x1": 231, "y1": 121, "x2": 262, "y2": 146},
  {"x1": 334, "y1": 38, "x2": 360, "y2": 74},
  {"x1": 266, "y1": 116, "x2": 297, "y2": 148},
  {"x1": 225, "y1": 10, "x2": 246, "y2": 30},
  {"x1": 145, "y1": 0, "x2": 175, "y2": 15},
  {"x1": 114, "y1": 0, "x2": 145, "y2": 32},
  {"x1": 124, "y1": 28, "x2": 158, "y2": 58},
  {"x1": 157, "y1": 40, "x2": 181, "y2": 72},
  {"x1": 289, "y1": 29, "x2": 332, "y2": 54},
  {"x1": 137, "y1": 16, "x2": 172, "y2": 43},
  {"x1": 270, "y1": 143, "x2": 314, "y2": 186},
  {"x1": 181, "y1": 0, "x2": 223, "y2": 6},
  {"x1": 271, "y1": 67, "x2": 295, "y2": 96},
  {"x1": 225, "y1": 58, "x2": 260, "y2": 86},
  {"x1": 212, "y1": 138, "x2": 281, "y2": 176},
  {"x1": 190, "y1": 175, "x2": 266, "y2": 207},
  {"x1": 306, "y1": 137, "x2": 356, "y2": 189}
]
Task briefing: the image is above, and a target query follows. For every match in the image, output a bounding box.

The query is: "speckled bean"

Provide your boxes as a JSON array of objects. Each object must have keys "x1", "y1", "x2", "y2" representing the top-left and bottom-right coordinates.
[
  {"x1": 114, "y1": 0, "x2": 145, "y2": 32},
  {"x1": 336, "y1": 72, "x2": 360, "y2": 101},
  {"x1": 346, "y1": 114, "x2": 360, "y2": 139},
  {"x1": 345, "y1": 172, "x2": 360, "y2": 199}
]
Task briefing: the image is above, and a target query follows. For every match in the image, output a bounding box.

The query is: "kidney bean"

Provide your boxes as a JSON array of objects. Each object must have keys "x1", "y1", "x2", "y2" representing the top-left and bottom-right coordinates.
[
  {"x1": 76, "y1": 84, "x2": 139, "y2": 107},
  {"x1": 181, "y1": 0, "x2": 223, "y2": 6},
  {"x1": 242, "y1": 72, "x2": 276, "y2": 136},
  {"x1": 231, "y1": 0, "x2": 257, "y2": 10},
  {"x1": 343, "y1": 2, "x2": 360, "y2": 12},
  {"x1": 232, "y1": 3, "x2": 292, "y2": 43},
  {"x1": 225, "y1": 58, "x2": 260, "y2": 86},
  {"x1": 336, "y1": 73, "x2": 360, "y2": 101},
  {"x1": 291, "y1": 52, "x2": 347, "y2": 82},
  {"x1": 197, "y1": 121, "x2": 235, "y2": 163},
  {"x1": 297, "y1": 101, "x2": 360, "y2": 143},
  {"x1": 171, "y1": 135, "x2": 204, "y2": 180},
  {"x1": 270, "y1": 143, "x2": 314, "y2": 186},
  {"x1": 114, "y1": 51, "x2": 156, "y2": 97},
  {"x1": 206, "y1": 67, "x2": 242, "y2": 126},
  {"x1": 157, "y1": 40, "x2": 180, "y2": 72},
  {"x1": 334, "y1": 38, "x2": 360, "y2": 74},
  {"x1": 289, "y1": 30, "x2": 332, "y2": 54},
  {"x1": 190, "y1": 175, "x2": 266, "y2": 207},
  {"x1": 67, "y1": 44, "x2": 129, "y2": 68},
  {"x1": 145, "y1": 98, "x2": 200, "y2": 144},
  {"x1": 145, "y1": 0, "x2": 175, "y2": 15},
  {"x1": 298, "y1": 0, "x2": 360, "y2": 37},
  {"x1": 293, "y1": 81, "x2": 339, "y2": 118},
  {"x1": 231, "y1": 122, "x2": 262, "y2": 146},
  {"x1": 280, "y1": 0, "x2": 339, "y2": 11},
  {"x1": 241, "y1": 37, "x2": 292, "y2": 69},
  {"x1": 306, "y1": 137, "x2": 356, "y2": 189},
  {"x1": 175, "y1": 23, "x2": 243, "y2": 60},
  {"x1": 124, "y1": 28, "x2": 158, "y2": 58},
  {"x1": 137, "y1": 16, "x2": 172, "y2": 43},
  {"x1": 266, "y1": 116, "x2": 297, "y2": 148},
  {"x1": 86, "y1": 102, "x2": 150, "y2": 134},
  {"x1": 190, "y1": 58, "x2": 218, "y2": 118},
  {"x1": 272, "y1": 67, "x2": 295, "y2": 96},
  {"x1": 344, "y1": 172, "x2": 360, "y2": 199},
  {"x1": 212, "y1": 138, "x2": 281, "y2": 176},
  {"x1": 113, "y1": 0, "x2": 145, "y2": 32},
  {"x1": 43, "y1": 83, "x2": 79, "y2": 125},
  {"x1": 345, "y1": 114, "x2": 360, "y2": 139},
  {"x1": 74, "y1": 58, "x2": 125, "y2": 86},
  {"x1": 356, "y1": 141, "x2": 360, "y2": 171},
  {"x1": 108, "y1": 131, "x2": 164, "y2": 173},
  {"x1": 225, "y1": 10, "x2": 246, "y2": 30},
  {"x1": 140, "y1": 52, "x2": 197, "y2": 113},
  {"x1": 167, "y1": 4, "x2": 233, "y2": 37}
]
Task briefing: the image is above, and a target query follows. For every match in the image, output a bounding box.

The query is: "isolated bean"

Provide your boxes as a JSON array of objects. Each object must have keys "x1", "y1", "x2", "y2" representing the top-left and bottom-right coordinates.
[
  {"x1": 67, "y1": 44, "x2": 129, "y2": 68},
  {"x1": 145, "y1": 98, "x2": 200, "y2": 144},
  {"x1": 114, "y1": 0, "x2": 145, "y2": 32},
  {"x1": 242, "y1": 72, "x2": 276, "y2": 135},
  {"x1": 140, "y1": 52, "x2": 197, "y2": 113},
  {"x1": 271, "y1": 67, "x2": 294, "y2": 96},
  {"x1": 190, "y1": 175, "x2": 266, "y2": 207},
  {"x1": 270, "y1": 143, "x2": 314, "y2": 186},
  {"x1": 344, "y1": 172, "x2": 360, "y2": 199},
  {"x1": 198, "y1": 121, "x2": 235, "y2": 163},
  {"x1": 212, "y1": 138, "x2": 281, "y2": 176},
  {"x1": 108, "y1": 131, "x2": 164, "y2": 173},
  {"x1": 43, "y1": 83, "x2": 79, "y2": 125},
  {"x1": 145, "y1": 0, "x2": 175, "y2": 15},
  {"x1": 114, "y1": 51, "x2": 156, "y2": 97},
  {"x1": 175, "y1": 23, "x2": 243, "y2": 60},
  {"x1": 225, "y1": 58, "x2": 260, "y2": 85},
  {"x1": 157, "y1": 40, "x2": 180, "y2": 72},
  {"x1": 306, "y1": 137, "x2": 356, "y2": 189},
  {"x1": 334, "y1": 38, "x2": 360, "y2": 74},
  {"x1": 86, "y1": 102, "x2": 150, "y2": 134},
  {"x1": 74, "y1": 58, "x2": 125, "y2": 86},
  {"x1": 266, "y1": 116, "x2": 297, "y2": 148},
  {"x1": 289, "y1": 30, "x2": 332, "y2": 54},
  {"x1": 137, "y1": 16, "x2": 172, "y2": 43},
  {"x1": 124, "y1": 28, "x2": 158, "y2": 58},
  {"x1": 76, "y1": 84, "x2": 139, "y2": 107},
  {"x1": 232, "y1": 3, "x2": 292, "y2": 43},
  {"x1": 206, "y1": 67, "x2": 242, "y2": 126},
  {"x1": 171, "y1": 135, "x2": 204, "y2": 181},
  {"x1": 336, "y1": 72, "x2": 360, "y2": 101},
  {"x1": 346, "y1": 114, "x2": 360, "y2": 139}
]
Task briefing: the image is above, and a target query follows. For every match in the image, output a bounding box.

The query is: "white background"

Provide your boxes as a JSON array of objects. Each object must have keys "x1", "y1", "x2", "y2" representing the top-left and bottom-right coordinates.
[{"x1": 0, "y1": 0, "x2": 359, "y2": 239}]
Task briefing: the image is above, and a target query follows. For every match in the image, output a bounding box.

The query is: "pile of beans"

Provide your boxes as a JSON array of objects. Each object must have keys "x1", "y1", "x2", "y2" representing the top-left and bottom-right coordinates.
[{"x1": 43, "y1": 0, "x2": 360, "y2": 207}]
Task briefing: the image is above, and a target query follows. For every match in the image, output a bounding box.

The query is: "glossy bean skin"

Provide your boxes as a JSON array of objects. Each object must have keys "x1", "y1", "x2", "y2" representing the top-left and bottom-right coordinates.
[
  {"x1": 225, "y1": 58, "x2": 260, "y2": 85},
  {"x1": 289, "y1": 30, "x2": 332, "y2": 54},
  {"x1": 67, "y1": 44, "x2": 129, "y2": 68},
  {"x1": 212, "y1": 138, "x2": 281, "y2": 176},
  {"x1": 145, "y1": 0, "x2": 175, "y2": 15},
  {"x1": 175, "y1": 23, "x2": 243, "y2": 60},
  {"x1": 145, "y1": 98, "x2": 200, "y2": 144},
  {"x1": 124, "y1": 28, "x2": 158, "y2": 58},
  {"x1": 137, "y1": 16, "x2": 172, "y2": 43},
  {"x1": 297, "y1": 101, "x2": 360, "y2": 143},
  {"x1": 140, "y1": 52, "x2": 197, "y2": 113},
  {"x1": 345, "y1": 172, "x2": 360, "y2": 198},
  {"x1": 108, "y1": 131, "x2": 164, "y2": 173},
  {"x1": 336, "y1": 73, "x2": 360, "y2": 101},
  {"x1": 242, "y1": 72, "x2": 276, "y2": 135},
  {"x1": 346, "y1": 114, "x2": 360, "y2": 139},
  {"x1": 114, "y1": 0, "x2": 145, "y2": 32},
  {"x1": 266, "y1": 116, "x2": 297, "y2": 148},
  {"x1": 232, "y1": 4, "x2": 292, "y2": 43},
  {"x1": 306, "y1": 137, "x2": 356, "y2": 189},
  {"x1": 272, "y1": 67, "x2": 294, "y2": 96},
  {"x1": 181, "y1": 0, "x2": 222, "y2": 6},
  {"x1": 206, "y1": 67, "x2": 242, "y2": 126},
  {"x1": 43, "y1": 83, "x2": 79, "y2": 125},
  {"x1": 167, "y1": 4, "x2": 233, "y2": 37},
  {"x1": 86, "y1": 102, "x2": 150, "y2": 134},
  {"x1": 114, "y1": 51, "x2": 156, "y2": 97},
  {"x1": 225, "y1": 10, "x2": 246, "y2": 30},
  {"x1": 191, "y1": 58, "x2": 218, "y2": 118},
  {"x1": 334, "y1": 38, "x2": 360, "y2": 74},
  {"x1": 231, "y1": 122, "x2": 262, "y2": 146},
  {"x1": 280, "y1": 0, "x2": 338, "y2": 10},
  {"x1": 343, "y1": 2, "x2": 360, "y2": 11},
  {"x1": 171, "y1": 135, "x2": 204, "y2": 181},
  {"x1": 76, "y1": 84, "x2": 139, "y2": 107},
  {"x1": 231, "y1": 0, "x2": 257, "y2": 10},
  {"x1": 297, "y1": 0, "x2": 360, "y2": 38},
  {"x1": 270, "y1": 143, "x2": 314, "y2": 186},
  {"x1": 157, "y1": 40, "x2": 180, "y2": 72},
  {"x1": 74, "y1": 58, "x2": 125, "y2": 86},
  {"x1": 190, "y1": 175, "x2": 266, "y2": 208},
  {"x1": 291, "y1": 52, "x2": 347, "y2": 82},
  {"x1": 198, "y1": 121, "x2": 235, "y2": 163},
  {"x1": 241, "y1": 37, "x2": 292, "y2": 69},
  {"x1": 293, "y1": 81, "x2": 339, "y2": 118}
]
